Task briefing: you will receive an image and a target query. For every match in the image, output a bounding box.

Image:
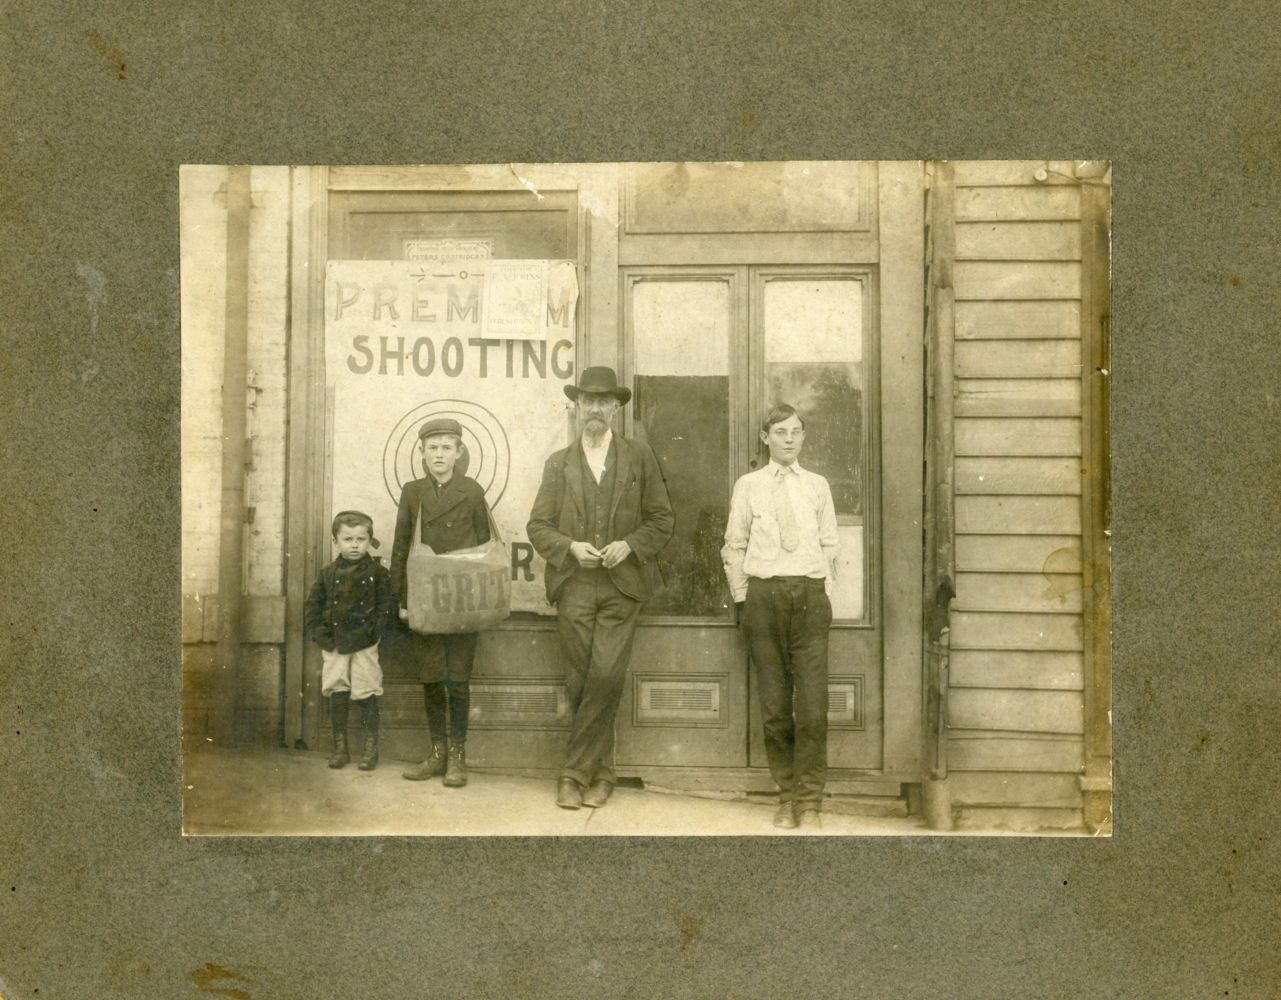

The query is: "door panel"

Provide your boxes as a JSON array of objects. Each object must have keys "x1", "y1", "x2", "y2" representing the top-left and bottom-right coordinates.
[{"x1": 617, "y1": 627, "x2": 749, "y2": 767}]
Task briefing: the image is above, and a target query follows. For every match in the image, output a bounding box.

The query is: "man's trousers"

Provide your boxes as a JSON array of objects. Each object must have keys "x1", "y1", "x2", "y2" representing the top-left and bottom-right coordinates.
[
  {"x1": 555, "y1": 567, "x2": 642, "y2": 788},
  {"x1": 742, "y1": 576, "x2": 832, "y2": 808}
]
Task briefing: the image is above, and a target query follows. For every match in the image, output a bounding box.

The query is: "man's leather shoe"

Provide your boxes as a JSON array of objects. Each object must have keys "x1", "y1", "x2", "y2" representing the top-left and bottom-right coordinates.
[
  {"x1": 581, "y1": 780, "x2": 614, "y2": 808},
  {"x1": 556, "y1": 778, "x2": 582, "y2": 809},
  {"x1": 773, "y1": 802, "x2": 798, "y2": 829},
  {"x1": 797, "y1": 806, "x2": 821, "y2": 829}
]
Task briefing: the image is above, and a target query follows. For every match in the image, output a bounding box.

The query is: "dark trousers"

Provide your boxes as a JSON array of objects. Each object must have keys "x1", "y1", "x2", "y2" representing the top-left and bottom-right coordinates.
[
  {"x1": 555, "y1": 567, "x2": 642, "y2": 787},
  {"x1": 422, "y1": 680, "x2": 470, "y2": 746},
  {"x1": 742, "y1": 576, "x2": 832, "y2": 807},
  {"x1": 416, "y1": 631, "x2": 478, "y2": 744}
]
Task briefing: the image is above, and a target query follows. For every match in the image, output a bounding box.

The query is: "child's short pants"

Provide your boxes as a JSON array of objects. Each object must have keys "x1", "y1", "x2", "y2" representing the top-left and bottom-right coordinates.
[{"x1": 321, "y1": 643, "x2": 384, "y2": 700}]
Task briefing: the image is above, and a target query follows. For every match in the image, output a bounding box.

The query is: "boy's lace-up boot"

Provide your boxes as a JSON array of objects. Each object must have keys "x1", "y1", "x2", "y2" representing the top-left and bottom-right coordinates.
[
  {"x1": 356, "y1": 696, "x2": 380, "y2": 771},
  {"x1": 443, "y1": 743, "x2": 467, "y2": 787},
  {"x1": 402, "y1": 741, "x2": 447, "y2": 781},
  {"x1": 328, "y1": 692, "x2": 351, "y2": 769}
]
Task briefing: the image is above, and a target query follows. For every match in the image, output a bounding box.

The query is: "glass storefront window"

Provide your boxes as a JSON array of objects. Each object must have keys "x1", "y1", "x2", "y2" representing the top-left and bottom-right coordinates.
[
  {"x1": 763, "y1": 276, "x2": 868, "y2": 620},
  {"x1": 630, "y1": 278, "x2": 733, "y2": 618}
]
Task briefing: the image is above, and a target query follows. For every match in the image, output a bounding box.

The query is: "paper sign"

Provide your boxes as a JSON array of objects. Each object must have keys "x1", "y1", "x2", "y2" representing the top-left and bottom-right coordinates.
[{"x1": 325, "y1": 259, "x2": 580, "y2": 614}]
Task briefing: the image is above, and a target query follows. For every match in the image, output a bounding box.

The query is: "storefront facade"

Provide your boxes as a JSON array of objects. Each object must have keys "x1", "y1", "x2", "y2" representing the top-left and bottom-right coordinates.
[{"x1": 180, "y1": 161, "x2": 1111, "y2": 831}]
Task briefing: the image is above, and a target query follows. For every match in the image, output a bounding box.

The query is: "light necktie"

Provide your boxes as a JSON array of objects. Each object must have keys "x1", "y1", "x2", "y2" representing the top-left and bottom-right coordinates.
[{"x1": 775, "y1": 471, "x2": 800, "y2": 552}]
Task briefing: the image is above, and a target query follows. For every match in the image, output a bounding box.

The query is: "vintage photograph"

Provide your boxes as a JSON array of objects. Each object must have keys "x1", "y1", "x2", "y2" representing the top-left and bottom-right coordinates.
[{"x1": 180, "y1": 160, "x2": 1112, "y2": 836}]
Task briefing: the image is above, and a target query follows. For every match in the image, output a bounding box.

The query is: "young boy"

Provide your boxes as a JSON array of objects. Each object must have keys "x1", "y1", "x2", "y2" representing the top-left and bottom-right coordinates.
[
  {"x1": 722, "y1": 404, "x2": 839, "y2": 830},
  {"x1": 391, "y1": 418, "x2": 492, "y2": 788},
  {"x1": 304, "y1": 510, "x2": 397, "y2": 771}
]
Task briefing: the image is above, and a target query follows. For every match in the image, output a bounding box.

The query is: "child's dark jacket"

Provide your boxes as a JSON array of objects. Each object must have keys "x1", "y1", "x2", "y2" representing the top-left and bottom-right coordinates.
[{"x1": 304, "y1": 553, "x2": 397, "y2": 653}]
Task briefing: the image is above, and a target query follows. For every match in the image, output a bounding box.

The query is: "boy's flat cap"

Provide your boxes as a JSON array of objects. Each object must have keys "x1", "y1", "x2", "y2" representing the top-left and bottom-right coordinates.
[{"x1": 418, "y1": 417, "x2": 464, "y2": 440}]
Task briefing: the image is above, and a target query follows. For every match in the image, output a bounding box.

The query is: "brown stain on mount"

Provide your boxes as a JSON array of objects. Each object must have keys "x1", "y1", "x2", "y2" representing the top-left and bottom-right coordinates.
[
  {"x1": 669, "y1": 905, "x2": 703, "y2": 951},
  {"x1": 187, "y1": 963, "x2": 258, "y2": 1000},
  {"x1": 82, "y1": 28, "x2": 127, "y2": 80}
]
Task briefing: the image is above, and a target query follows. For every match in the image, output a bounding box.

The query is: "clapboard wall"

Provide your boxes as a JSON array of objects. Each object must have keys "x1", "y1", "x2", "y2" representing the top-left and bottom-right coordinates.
[{"x1": 946, "y1": 161, "x2": 1093, "y2": 830}]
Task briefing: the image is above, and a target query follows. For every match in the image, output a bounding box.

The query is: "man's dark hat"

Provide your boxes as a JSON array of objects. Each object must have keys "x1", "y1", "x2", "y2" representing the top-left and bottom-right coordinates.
[
  {"x1": 418, "y1": 417, "x2": 464, "y2": 440},
  {"x1": 564, "y1": 366, "x2": 632, "y2": 405}
]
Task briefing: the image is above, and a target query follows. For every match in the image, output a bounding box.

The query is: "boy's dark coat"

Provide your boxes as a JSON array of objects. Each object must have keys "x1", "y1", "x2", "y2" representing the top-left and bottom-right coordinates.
[
  {"x1": 390, "y1": 474, "x2": 492, "y2": 605},
  {"x1": 303, "y1": 553, "x2": 397, "y2": 653}
]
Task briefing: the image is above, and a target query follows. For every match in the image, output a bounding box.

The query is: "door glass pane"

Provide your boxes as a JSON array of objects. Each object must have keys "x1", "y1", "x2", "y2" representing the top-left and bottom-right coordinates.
[
  {"x1": 763, "y1": 277, "x2": 867, "y2": 620},
  {"x1": 631, "y1": 279, "x2": 732, "y2": 618}
]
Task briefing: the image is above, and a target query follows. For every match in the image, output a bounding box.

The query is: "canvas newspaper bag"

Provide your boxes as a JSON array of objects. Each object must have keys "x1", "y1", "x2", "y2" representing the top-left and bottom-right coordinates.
[{"x1": 405, "y1": 506, "x2": 511, "y2": 634}]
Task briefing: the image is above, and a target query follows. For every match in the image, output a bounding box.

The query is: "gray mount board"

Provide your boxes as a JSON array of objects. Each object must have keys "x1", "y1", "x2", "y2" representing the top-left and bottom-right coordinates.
[{"x1": 2, "y1": 2, "x2": 1279, "y2": 998}]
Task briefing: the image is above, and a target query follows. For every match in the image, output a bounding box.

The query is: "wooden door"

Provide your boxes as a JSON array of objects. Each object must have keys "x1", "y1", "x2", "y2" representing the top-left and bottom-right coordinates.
[
  {"x1": 319, "y1": 187, "x2": 581, "y2": 764},
  {"x1": 613, "y1": 265, "x2": 882, "y2": 772}
]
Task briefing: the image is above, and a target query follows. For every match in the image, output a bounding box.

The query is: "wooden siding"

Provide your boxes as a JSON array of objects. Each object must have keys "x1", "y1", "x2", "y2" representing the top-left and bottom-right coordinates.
[
  {"x1": 956, "y1": 496, "x2": 1082, "y2": 534},
  {"x1": 955, "y1": 379, "x2": 1081, "y2": 417},
  {"x1": 949, "y1": 689, "x2": 1083, "y2": 734},
  {"x1": 947, "y1": 162, "x2": 1089, "y2": 815},
  {"x1": 955, "y1": 221, "x2": 1080, "y2": 261},
  {"x1": 955, "y1": 185, "x2": 1081, "y2": 222},
  {"x1": 948, "y1": 735, "x2": 1085, "y2": 773},
  {"x1": 955, "y1": 457, "x2": 1082, "y2": 495},
  {"x1": 955, "y1": 534, "x2": 1082, "y2": 574},
  {"x1": 950, "y1": 650, "x2": 1084, "y2": 690},
  {"x1": 956, "y1": 300, "x2": 1080, "y2": 339},
  {"x1": 955, "y1": 341, "x2": 1081, "y2": 379}
]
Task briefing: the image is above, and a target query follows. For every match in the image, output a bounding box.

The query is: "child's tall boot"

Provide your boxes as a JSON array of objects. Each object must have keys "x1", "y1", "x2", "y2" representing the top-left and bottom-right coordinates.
[
  {"x1": 443, "y1": 680, "x2": 469, "y2": 787},
  {"x1": 356, "y1": 695, "x2": 380, "y2": 771},
  {"x1": 328, "y1": 692, "x2": 351, "y2": 769}
]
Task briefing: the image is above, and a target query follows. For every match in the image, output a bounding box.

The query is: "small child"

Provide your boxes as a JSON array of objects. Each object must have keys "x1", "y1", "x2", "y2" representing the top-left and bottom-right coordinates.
[
  {"x1": 391, "y1": 417, "x2": 493, "y2": 787},
  {"x1": 304, "y1": 510, "x2": 398, "y2": 771}
]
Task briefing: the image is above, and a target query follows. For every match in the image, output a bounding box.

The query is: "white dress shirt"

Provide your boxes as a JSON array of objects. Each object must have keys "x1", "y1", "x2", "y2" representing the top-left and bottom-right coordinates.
[{"x1": 721, "y1": 460, "x2": 839, "y2": 603}]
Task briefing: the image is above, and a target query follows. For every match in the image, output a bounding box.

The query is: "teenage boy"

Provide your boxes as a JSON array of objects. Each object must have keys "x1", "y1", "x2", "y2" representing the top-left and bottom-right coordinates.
[
  {"x1": 391, "y1": 417, "x2": 492, "y2": 788},
  {"x1": 304, "y1": 510, "x2": 397, "y2": 771},
  {"x1": 722, "y1": 404, "x2": 839, "y2": 830}
]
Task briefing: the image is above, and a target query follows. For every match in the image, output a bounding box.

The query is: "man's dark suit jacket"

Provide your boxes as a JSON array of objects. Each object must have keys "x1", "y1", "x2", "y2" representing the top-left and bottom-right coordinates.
[
  {"x1": 527, "y1": 436, "x2": 675, "y2": 603},
  {"x1": 390, "y1": 475, "x2": 491, "y2": 605}
]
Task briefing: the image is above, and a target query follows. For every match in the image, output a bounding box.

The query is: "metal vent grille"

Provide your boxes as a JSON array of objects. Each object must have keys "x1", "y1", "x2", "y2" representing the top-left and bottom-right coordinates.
[
  {"x1": 650, "y1": 686, "x2": 716, "y2": 712},
  {"x1": 469, "y1": 683, "x2": 568, "y2": 729},
  {"x1": 473, "y1": 688, "x2": 559, "y2": 715},
  {"x1": 636, "y1": 678, "x2": 722, "y2": 724},
  {"x1": 827, "y1": 678, "x2": 865, "y2": 728}
]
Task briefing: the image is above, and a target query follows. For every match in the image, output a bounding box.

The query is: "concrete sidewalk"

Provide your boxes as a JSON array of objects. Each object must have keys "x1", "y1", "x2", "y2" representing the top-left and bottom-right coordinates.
[
  {"x1": 182, "y1": 745, "x2": 942, "y2": 837},
  {"x1": 182, "y1": 745, "x2": 1078, "y2": 837}
]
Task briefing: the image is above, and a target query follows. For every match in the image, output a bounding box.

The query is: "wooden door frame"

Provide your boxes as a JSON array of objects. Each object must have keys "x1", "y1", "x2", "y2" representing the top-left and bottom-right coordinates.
[
  {"x1": 283, "y1": 164, "x2": 620, "y2": 749},
  {"x1": 877, "y1": 161, "x2": 926, "y2": 779}
]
